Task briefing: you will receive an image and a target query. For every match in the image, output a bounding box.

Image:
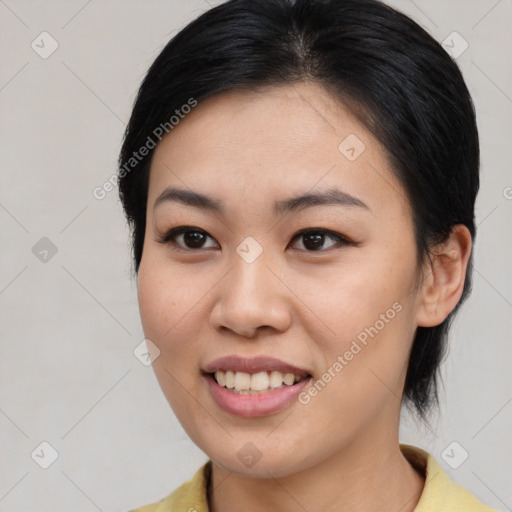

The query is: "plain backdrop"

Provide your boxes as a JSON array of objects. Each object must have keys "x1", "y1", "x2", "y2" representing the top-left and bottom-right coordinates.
[{"x1": 0, "y1": 1, "x2": 511, "y2": 511}]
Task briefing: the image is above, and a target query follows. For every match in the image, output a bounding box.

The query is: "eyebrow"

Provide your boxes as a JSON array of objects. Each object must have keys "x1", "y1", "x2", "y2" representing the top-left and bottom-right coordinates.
[{"x1": 153, "y1": 186, "x2": 370, "y2": 216}]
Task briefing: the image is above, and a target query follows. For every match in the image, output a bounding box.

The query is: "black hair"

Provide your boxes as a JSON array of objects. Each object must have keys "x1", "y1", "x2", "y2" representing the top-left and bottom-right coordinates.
[{"x1": 117, "y1": 0, "x2": 479, "y2": 421}]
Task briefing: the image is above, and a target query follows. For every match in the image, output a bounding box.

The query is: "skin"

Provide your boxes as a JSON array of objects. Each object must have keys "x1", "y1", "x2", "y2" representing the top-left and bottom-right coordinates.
[{"x1": 137, "y1": 81, "x2": 472, "y2": 512}]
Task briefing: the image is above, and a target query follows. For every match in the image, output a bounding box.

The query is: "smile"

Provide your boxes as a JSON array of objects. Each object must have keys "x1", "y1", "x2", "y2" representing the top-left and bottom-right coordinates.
[
  {"x1": 204, "y1": 373, "x2": 313, "y2": 417},
  {"x1": 212, "y1": 370, "x2": 309, "y2": 394}
]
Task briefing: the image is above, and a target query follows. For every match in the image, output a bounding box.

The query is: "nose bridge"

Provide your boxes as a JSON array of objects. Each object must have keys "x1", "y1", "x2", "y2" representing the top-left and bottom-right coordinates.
[
  {"x1": 228, "y1": 236, "x2": 275, "y2": 302},
  {"x1": 210, "y1": 239, "x2": 290, "y2": 336}
]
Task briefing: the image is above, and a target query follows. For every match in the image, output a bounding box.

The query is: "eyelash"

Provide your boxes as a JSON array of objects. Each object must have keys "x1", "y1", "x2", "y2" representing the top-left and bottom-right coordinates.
[{"x1": 157, "y1": 226, "x2": 354, "y2": 253}]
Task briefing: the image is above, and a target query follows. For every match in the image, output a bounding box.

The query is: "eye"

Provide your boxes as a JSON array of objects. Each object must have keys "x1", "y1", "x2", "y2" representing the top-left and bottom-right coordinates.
[
  {"x1": 157, "y1": 226, "x2": 219, "y2": 250},
  {"x1": 158, "y1": 226, "x2": 353, "y2": 252},
  {"x1": 289, "y1": 228, "x2": 352, "y2": 252}
]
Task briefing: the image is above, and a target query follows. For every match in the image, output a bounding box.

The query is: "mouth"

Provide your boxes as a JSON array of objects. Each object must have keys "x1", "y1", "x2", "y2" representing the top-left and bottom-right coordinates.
[
  {"x1": 208, "y1": 369, "x2": 311, "y2": 395},
  {"x1": 202, "y1": 356, "x2": 313, "y2": 417}
]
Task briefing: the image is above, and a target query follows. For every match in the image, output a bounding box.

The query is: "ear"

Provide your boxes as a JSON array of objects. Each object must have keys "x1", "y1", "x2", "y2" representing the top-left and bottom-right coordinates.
[{"x1": 416, "y1": 225, "x2": 473, "y2": 328}]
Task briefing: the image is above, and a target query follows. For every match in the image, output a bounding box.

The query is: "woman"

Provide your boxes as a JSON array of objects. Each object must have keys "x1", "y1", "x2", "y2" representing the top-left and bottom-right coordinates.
[{"x1": 118, "y1": 0, "x2": 497, "y2": 510}]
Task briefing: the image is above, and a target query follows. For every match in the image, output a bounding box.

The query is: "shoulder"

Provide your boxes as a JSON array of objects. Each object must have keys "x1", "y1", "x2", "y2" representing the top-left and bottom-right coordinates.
[
  {"x1": 400, "y1": 444, "x2": 498, "y2": 512},
  {"x1": 128, "y1": 460, "x2": 211, "y2": 512}
]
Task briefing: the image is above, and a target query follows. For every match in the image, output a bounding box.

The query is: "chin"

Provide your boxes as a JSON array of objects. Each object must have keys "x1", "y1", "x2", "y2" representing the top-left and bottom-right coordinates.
[{"x1": 199, "y1": 436, "x2": 320, "y2": 479}]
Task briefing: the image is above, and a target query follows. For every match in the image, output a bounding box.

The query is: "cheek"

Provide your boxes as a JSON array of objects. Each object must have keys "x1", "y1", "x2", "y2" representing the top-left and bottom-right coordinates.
[
  {"x1": 296, "y1": 247, "x2": 418, "y2": 411},
  {"x1": 136, "y1": 256, "x2": 210, "y2": 432},
  {"x1": 137, "y1": 255, "x2": 204, "y2": 367},
  {"x1": 295, "y1": 251, "x2": 413, "y2": 348}
]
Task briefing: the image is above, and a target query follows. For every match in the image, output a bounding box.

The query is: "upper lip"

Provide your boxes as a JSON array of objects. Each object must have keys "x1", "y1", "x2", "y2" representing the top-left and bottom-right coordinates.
[{"x1": 202, "y1": 356, "x2": 311, "y2": 377}]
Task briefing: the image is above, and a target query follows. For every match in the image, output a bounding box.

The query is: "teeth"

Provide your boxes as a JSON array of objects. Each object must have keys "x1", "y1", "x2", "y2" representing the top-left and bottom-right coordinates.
[
  {"x1": 269, "y1": 370, "x2": 283, "y2": 389},
  {"x1": 283, "y1": 373, "x2": 295, "y2": 385},
  {"x1": 225, "y1": 370, "x2": 235, "y2": 389},
  {"x1": 251, "y1": 371, "x2": 269, "y2": 391},
  {"x1": 213, "y1": 370, "x2": 307, "y2": 393},
  {"x1": 234, "y1": 371, "x2": 251, "y2": 390},
  {"x1": 216, "y1": 371, "x2": 226, "y2": 387}
]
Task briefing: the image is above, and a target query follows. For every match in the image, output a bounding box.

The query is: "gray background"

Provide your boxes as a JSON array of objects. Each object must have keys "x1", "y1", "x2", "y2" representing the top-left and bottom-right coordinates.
[{"x1": 0, "y1": 0, "x2": 511, "y2": 511}]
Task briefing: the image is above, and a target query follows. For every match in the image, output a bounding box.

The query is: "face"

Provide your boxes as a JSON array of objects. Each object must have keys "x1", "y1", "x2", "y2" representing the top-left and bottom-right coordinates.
[{"x1": 137, "y1": 82, "x2": 425, "y2": 477}]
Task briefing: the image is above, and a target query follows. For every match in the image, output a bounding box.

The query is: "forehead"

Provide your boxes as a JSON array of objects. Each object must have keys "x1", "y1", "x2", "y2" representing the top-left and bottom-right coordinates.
[{"x1": 148, "y1": 82, "x2": 409, "y2": 214}]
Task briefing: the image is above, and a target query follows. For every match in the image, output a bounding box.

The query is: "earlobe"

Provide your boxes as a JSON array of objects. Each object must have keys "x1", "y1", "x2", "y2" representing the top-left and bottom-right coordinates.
[{"x1": 416, "y1": 225, "x2": 473, "y2": 327}]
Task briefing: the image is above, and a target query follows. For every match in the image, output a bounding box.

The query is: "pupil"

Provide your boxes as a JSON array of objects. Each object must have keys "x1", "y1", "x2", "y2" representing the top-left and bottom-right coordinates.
[
  {"x1": 304, "y1": 233, "x2": 324, "y2": 250},
  {"x1": 184, "y1": 230, "x2": 205, "y2": 248}
]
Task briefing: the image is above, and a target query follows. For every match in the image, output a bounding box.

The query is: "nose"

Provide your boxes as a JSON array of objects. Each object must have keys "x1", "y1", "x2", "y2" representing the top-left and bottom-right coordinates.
[{"x1": 209, "y1": 249, "x2": 292, "y2": 338}]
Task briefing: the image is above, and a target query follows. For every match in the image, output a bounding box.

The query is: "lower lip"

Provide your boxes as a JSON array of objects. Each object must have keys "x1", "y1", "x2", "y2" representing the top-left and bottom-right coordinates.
[{"x1": 203, "y1": 373, "x2": 312, "y2": 418}]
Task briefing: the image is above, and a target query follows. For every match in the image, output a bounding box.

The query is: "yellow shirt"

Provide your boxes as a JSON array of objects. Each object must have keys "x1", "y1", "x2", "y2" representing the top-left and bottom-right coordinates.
[{"x1": 129, "y1": 444, "x2": 497, "y2": 511}]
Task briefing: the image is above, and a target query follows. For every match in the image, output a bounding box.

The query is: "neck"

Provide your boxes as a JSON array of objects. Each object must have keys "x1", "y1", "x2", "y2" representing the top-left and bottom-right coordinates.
[{"x1": 208, "y1": 421, "x2": 425, "y2": 512}]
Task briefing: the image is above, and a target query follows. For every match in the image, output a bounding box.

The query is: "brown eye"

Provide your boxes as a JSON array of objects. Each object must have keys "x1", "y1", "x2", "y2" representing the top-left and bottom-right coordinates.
[
  {"x1": 159, "y1": 226, "x2": 219, "y2": 250},
  {"x1": 290, "y1": 229, "x2": 351, "y2": 252},
  {"x1": 158, "y1": 226, "x2": 352, "y2": 253}
]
